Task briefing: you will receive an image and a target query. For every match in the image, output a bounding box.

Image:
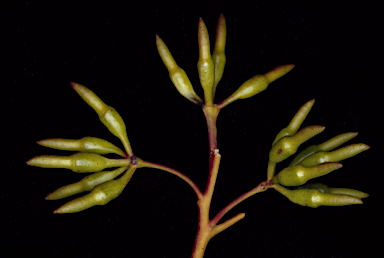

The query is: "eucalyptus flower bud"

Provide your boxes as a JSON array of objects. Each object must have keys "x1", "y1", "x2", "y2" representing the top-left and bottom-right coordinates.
[
  {"x1": 218, "y1": 64, "x2": 294, "y2": 108},
  {"x1": 71, "y1": 82, "x2": 133, "y2": 156},
  {"x1": 298, "y1": 183, "x2": 369, "y2": 199},
  {"x1": 300, "y1": 143, "x2": 370, "y2": 167},
  {"x1": 155, "y1": 35, "x2": 203, "y2": 105},
  {"x1": 197, "y1": 17, "x2": 215, "y2": 106},
  {"x1": 269, "y1": 125, "x2": 325, "y2": 163},
  {"x1": 288, "y1": 132, "x2": 358, "y2": 167},
  {"x1": 53, "y1": 180, "x2": 125, "y2": 214},
  {"x1": 27, "y1": 153, "x2": 129, "y2": 173},
  {"x1": 273, "y1": 162, "x2": 343, "y2": 186},
  {"x1": 273, "y1": 184, "x2": 363, "y2": 208},
  {"x1": 272, "y1": 99, "x2": 315, "y2": 146},
  {"x1": 37, "y1": 137, "x2": 126, "y2": 157},
  {"x1": 53, "y1": 166, "x2": 136, "y2": 214},
  {"x1": 212, "y1": 14, "x2": 226, "y2": 98},
  {"x1": 45, "y1": 166, "x2": 128, "y2": 200}
]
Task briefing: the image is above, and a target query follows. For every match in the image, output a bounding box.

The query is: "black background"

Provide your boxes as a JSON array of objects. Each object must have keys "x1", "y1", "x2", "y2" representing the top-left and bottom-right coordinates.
[{"x1": 2, "y1": 1, "x2": 382, "y2": 257}]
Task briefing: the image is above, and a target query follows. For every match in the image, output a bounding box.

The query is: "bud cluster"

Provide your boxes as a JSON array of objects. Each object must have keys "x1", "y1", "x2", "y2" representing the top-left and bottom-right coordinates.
[
  {"x1": 27, "y1": 83, "x2": 137, "y2": 213},
  {"x1": 268, "y1": 100, "x2": 369, "y2": 207}
]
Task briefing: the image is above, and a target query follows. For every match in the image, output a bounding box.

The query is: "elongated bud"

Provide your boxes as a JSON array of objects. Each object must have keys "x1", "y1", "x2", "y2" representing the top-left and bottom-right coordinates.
[
  {"x1": 71, "y1": 82, "x2": 133, "y2": 156},
  {"x1": 53, "y1": 180, "x2": 124, "y2": 213},
  {"x1": 219, "y1": 64, "x2": 294, "y2": 108},
  {"x1": 53, "y1": 166, "x2": 136, "y2": 213},
  {"x1": 197, "y1": 18, "x2": 215, "y2": 106},
  {"x1": 70, "y1": 82, "x2": 106, "y2": 114},
  {"x1": 99, "y1": 107, "x2": 131, "y2": 154},
  {"x1": 219, "y1": 74, "x2": 268, "y2": 108},
  {"x1": 45, "y1": 166, "x2": 128, "y2": 200},
  {"x1": 289, "y1": 132, "x2": 358, "y2": 167},
  {"x1": 318, "y1": 132, "x2": 358, "y2": 152},
  {"x1": 327, "y1": 187, "x2": 369, "y2": 199},
  {"x1": 27, "y1": 153, "x2": 129, "y2": 173},
  {"x1": 272, "y1": 99, "x2": 315, "y2": 146},
  {"x1": 300, "y1": 143, "x2": 370, "y2": 167},
  {"x1": 155, "y1": 35, "x2": 203, "y2": 105},
  {"x1": 269, "y1": 125, "x2": 325, "y2": 163},
  {"x1": 212, "y1": 14, "x2": 226, "y2": 98},
  {"x1": 273, "y1": 184, "x2": 363, "y2": 208},
  {"x1": 273, "y1": 162, "x2": 343, "y2": 186},
  {"x1": 37, "y1": 137, "x2": 126, "y2": 157},
  {"x1": 298, "y1": 183, "x2": 369, "y2": 199}
]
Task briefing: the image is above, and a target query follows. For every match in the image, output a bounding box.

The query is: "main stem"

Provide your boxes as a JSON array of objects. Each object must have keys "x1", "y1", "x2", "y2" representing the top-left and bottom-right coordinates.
[
  {"x1": 192, "y1": 105, "x2": 270, "y2": 258},
  {"x1": 191, "y1": 105, "x2": 220, "y2": 258}
]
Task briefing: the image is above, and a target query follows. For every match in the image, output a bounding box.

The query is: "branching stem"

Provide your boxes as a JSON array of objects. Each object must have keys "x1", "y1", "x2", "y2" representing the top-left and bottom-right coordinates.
[
  {"x1": 210, "y1": 180, "x2": 270, "y2": 226},
  {"x1": 138, "y1": 105, "x2": 271, "y2": 258},
  {"x1": 138, "y1": 159, "x2": 203, "y2": 200}
]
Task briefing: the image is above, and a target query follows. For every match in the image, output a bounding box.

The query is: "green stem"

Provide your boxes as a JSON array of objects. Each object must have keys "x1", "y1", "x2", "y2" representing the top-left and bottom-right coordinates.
[
  {"x1": 191, "y1": 105, "x2": 221, "y2": 258},
  {"x1": 192, "y1": 151, "x2": 221, "y2": 258},
  {"x1": 210, "y1": 180, "x2": 270, "y2": 226},
  {"x1": 203, "y1": 105, "x2": 220, "y2": 156}
]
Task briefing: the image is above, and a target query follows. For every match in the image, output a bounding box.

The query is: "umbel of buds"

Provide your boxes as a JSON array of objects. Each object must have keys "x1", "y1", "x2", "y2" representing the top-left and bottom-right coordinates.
[
  {"x1": 27, "y1": 14, "x2": 369, "y2": 258},
  {"x1": 27, "y1": 82, "x2": 139, "y2": 213},
  {"x1": 267, "y1": 99, "x2": 369, "y2": 207}
]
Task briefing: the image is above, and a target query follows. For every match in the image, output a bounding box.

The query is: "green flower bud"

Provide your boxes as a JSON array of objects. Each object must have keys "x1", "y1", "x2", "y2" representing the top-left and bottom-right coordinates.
[
  {"x1": 273, "y1": 163, "x2": 343, "y2": 186},
  {"x1": 45, "y1": 166, "x2": 128, "y2": 200},
  {"x1": 274, "y1": 184, "x2": 363, "y2": 208},
  {"x1": 71, "y1": 82, "x2": 133, "y2": 156},
  {"x1": 317, "y1": 132, "x2": 358, "y2": 152},
  {"x1": 327, "y1": 187, "x2": 369, "y2": 199},
  {"x1": 300, "y1": 143, "x2": 370, "y2": 167},
  {"x1": 53, "y1": 180, "x2": 124, "y2": 214},
  {"x1": 37, "y1": 137, "x2": 126, "y2": 157},
  {"x1": 212, "y1": 14, "x2": 226, "y2": 98},
  {"x1": 298, "y1": 183, "x2": 369, "y2": 199},
  {"x1": 218, "y1": 64, "x2": 294, "y2": 108},
  {"x1": 288, "y1": 132, "x2": 358, "y2": 167},
  {"x1": 226, "y1": 74, "x2": 269, "y2": 100},
  {"x1": 27, "y1": 153, "x2": 129, "y2": 173},
  {"x1": 197, "y1": 18, "x2": 215, "y2": 106},
  {"x1": 272, "y1": 99, "x2": 315, "y2": 146},
  {"x1": 155, "y1": 35, "x2": 203, "y2": 106},
  {"x1": 269, "y1": 125, "x2": 325, "y2": 163},
  {"x1": 53, "y1": 166, "x2": 136, "y2": 214}
]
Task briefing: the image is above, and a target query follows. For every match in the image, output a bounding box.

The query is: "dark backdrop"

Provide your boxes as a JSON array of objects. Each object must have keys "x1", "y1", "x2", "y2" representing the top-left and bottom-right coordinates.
[{"x1": 2, "y1": 1, "x2": 382, "y2": 257}]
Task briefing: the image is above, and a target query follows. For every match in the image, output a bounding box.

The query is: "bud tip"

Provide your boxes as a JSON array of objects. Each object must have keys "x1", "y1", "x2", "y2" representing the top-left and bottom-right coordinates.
[
  {"x1": 53, "y1": 206, "x2": 65, "y2": 214},
  {"x1": 287, "y1": 64, "x2": 295, "y2": 70},
  {"x1": 26, "y1": 158, "x2": 33, "y2": 165}
]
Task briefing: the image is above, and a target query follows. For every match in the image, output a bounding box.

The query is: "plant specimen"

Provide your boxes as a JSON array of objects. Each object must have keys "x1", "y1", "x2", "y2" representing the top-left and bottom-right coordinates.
[{"x1": 27, "y1": 14, "x2": 369, "y2": 258}]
